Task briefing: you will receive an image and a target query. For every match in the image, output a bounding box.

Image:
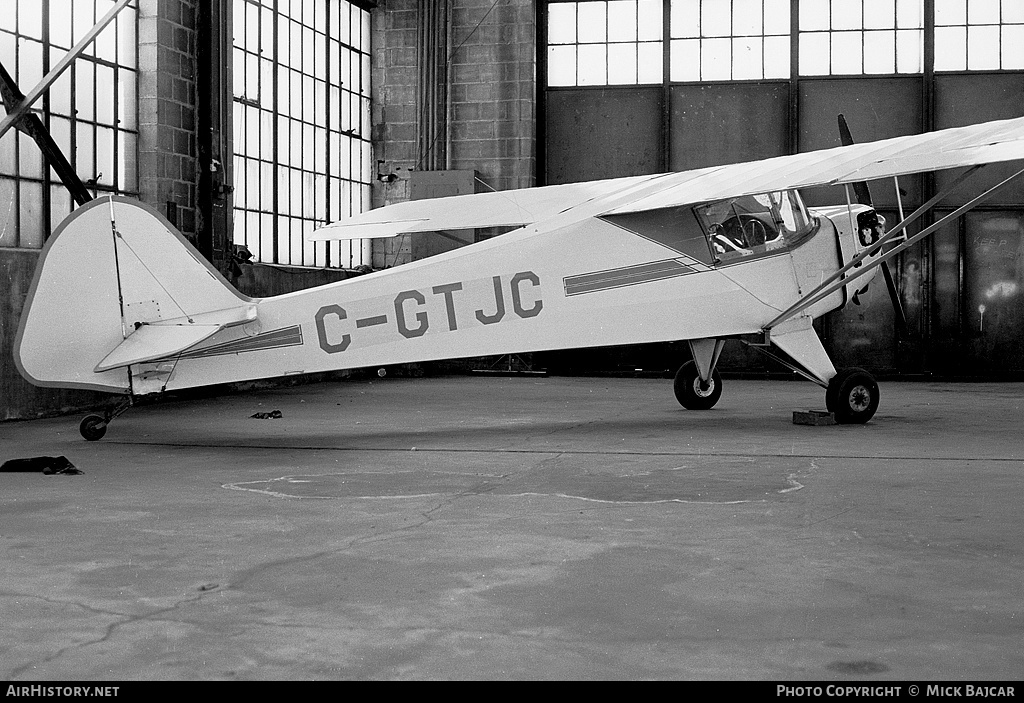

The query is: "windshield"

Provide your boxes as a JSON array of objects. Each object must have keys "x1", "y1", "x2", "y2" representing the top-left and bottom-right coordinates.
[{"x1": 694, "y1": 190, "x2": 816, "y2": 262}]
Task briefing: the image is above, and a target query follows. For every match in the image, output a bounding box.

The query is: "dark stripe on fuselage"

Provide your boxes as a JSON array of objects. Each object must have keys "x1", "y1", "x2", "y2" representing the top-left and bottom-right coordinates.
[
  {"x1": 172, "y1": 325, "x2": 304, "y2": 360},
  {"x1": 563, "y1": 259, "x2": 694, "y2": 296}
]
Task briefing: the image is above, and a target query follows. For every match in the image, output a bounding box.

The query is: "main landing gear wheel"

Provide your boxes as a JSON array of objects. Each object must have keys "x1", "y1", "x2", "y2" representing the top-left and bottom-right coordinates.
[
  {"x1": 673, "y1": 360, "x2": 723, "y2": 410},
  {"x1": 826, "y1": 367, "x2": 879, "y2": 424},
  {"x1": 79, "y1": 414, "x2": 108, "y2": 441}
]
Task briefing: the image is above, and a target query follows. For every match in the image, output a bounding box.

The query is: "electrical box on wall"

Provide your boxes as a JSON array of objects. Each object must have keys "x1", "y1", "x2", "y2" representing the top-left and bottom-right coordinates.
[
  {"x1": 409, "y1": 169, "x2": 482, "y2": 201},
  {"x1": 407, "y1": 170, "x2": 483, "y2": 261}
]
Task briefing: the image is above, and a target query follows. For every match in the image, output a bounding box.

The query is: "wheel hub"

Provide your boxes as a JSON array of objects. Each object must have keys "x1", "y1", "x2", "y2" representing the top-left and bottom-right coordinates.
[
  {"x1": 692, "y1": 378, "x2": 716, "y2": 398},
  {"x1": 847, "y1": 384, "x2": 871, "y2": 412}
]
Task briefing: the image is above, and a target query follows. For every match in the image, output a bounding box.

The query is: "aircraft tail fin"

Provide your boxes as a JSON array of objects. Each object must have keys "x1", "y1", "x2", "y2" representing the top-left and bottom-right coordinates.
[{"x1": 15, "y1": 197, "x2": 254, "y2": 393}]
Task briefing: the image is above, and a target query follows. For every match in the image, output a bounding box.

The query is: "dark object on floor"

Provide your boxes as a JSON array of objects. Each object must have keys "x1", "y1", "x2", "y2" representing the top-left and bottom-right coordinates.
[
  {"x1": 1, "y1": 456, "x2": 83, "y2": 475},
  {"x1": 793, "y1": 410, "x2": 837, "y2": 426},
  {"x1": 250, "y1": 410, "x2": 283, "y2": 419}
]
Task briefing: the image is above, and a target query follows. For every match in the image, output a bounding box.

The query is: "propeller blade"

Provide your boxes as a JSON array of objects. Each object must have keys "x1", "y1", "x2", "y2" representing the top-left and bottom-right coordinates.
[
  {"x1": 838, "y1": 114, "x2": 873, "y2": 206},
  {"x1": 839, "y1": 114, "x2": 907, "y2": 334},
  {"x1": 880, "y1": 260, "x2": 908, "y2": 334}
]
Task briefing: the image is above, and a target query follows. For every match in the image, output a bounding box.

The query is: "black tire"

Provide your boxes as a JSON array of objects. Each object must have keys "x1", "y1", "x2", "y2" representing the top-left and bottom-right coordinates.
[
  {"x1": 673, "y1": 360, "x2": 723, "y2": 410},
  {"x1": 80, "y1": 414, "x2": 108, "y2": 441},
  {"x1": 826, "y1": 368, "x2": 879, "y2": 424}
]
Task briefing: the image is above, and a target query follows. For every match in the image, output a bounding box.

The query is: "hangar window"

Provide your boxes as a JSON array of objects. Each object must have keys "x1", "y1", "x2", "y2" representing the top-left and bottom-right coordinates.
[
  {"x1": 546, "y1": 0, "x2": 664, "y2": 86},
  {"x1": 934, "y1": 0, "x2": 1024, "y2": 71},
  {"x1": 232, "y1": 0, "x2": 372, "y2": 268},
  {"x1": 798, "y1": 0, "x2": 924, "y2": 76},
  {"x1": 669, "y1": 0, "x2": 792, "y2": 81},
  {"x1": 0, "y1": 0, "x2": 139, "y2": 249}
]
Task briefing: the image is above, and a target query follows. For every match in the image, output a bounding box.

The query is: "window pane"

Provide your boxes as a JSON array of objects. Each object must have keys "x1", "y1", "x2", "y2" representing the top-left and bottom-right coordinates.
[
  {"x1": 50, "y1": 186, "x2": 72, "y2": 236},
  {"x1": 577, "y1": 2, "x2": 608, "y2": 43},
  {"x1": 50, "y1": 119, "x2": 73, "y2": 173},
  {"x1": 637, "y1": 41, "x2": 663, "y2": 82},
  {"x1": 50, "y1": 54, "x2": 73, "y2": 116},
  {"x1": 831, "y1": 0, "x2": 863, "y2": 30},
  {"x1": 637, "y1": 0, "x2": 662, "y2": 41},
  {"x1": 1002, "y1": 25, "x2": 1024, "y2": 68},
  {"x1": 19, "y1": 132, "x2": 42, "y2": 179},
  {"x1": 577, "y1": 43, "x2": 607, "y2": 84},
  {"x1": 831, "y1": 30, "x2": 864, "y2": 73},
  {"x1": 608, "y1": 1, "x2": 638, "y2": 42},
  {"x1": 701, "y1": 37, "x2": 731, "y2": 79},
  {"x1": 0, "y1": 134, "x2": 16, "y2": 176},
  {"x1": 733, "y1": 0, "x2": 763, "y2": 36},
  {"x1": 548, "y1": 2, "x2": 581, "y2": 43},
  {"x1": 96, "y1": 127, "x2": 114, "y2": 186},
  {"x1": 896, "y1": 28, "x2": 923, "y2": 72},
  {"x1": 864, "y1": 0, "x2": 896, "y2": 29},
  {"x1": 51, "y1": 5, "x2": 72, "y2": 48},
  {"x1": 764, "y1": 35, "x2": 790, "y2": 77},
  {"x1": 800, "y1": 0, "x2": 830, "y2": 30},
  {"x1": 670, "y1": 38, "x2": 701, "y2": 80},
  {"x1": 935, "y1": 0, "x2": 966, "y2": 26},
  {"x1": 733, "y1": 37, "x2": 763, "y2": 78},
  {"x1": 0, "y1": 179, "x2": 15, "y2": 246},
  {"x1": 967, "y1": 24, "x2": 1000, "y2": 69},
  {"x1": 18, "y1": 38, "x2": 43, "y2": 88},
  {"x1": 548, "y1": 42, "x2": 578, "y2": 80},
  {"x1": 1004, "y1": 0, "x2": 1024, "y2": 24},
  {"x1": 934, "y1": 25, "x2": 967, "y2": 69},
  {"x1": 118, "y1": 130, "x2": 137, "y2": 191},
  {"x1": 864, "y1": 30, "x2": 896, "y2": 73},
  {"x1": 118, "y1": 6, "x2": 138, "y2": 69},
  {"x1": 671, "y1": 0, "x2": 700, "y2": 38},
  {"x1": 967, "y1": 0, "x2": 1000, "y2": 25},
  {"x1": 608, "y1": 42, "x2": 637, "y2": 83},
  {"x1": 895, "y1": 0, "x2": 923, "y2": 28},
  {"x1": 18, "y1": 0, "x2": 43, "y2": 40},
  {"x1": 96, "y1": 65, "x2": 116, "y2": 125},
  {"x1": 19, "y1": 180, "x2": 43, "y2": 248},
  {"x1": 701, "y1": 1, "x2": 730, "y2": 37},
  {"x1": 764, "y1": 0, "x2": 791, "y2": 35},
  {"x1": 799, "y1": 31, "x2": 831, "y2": 74}
]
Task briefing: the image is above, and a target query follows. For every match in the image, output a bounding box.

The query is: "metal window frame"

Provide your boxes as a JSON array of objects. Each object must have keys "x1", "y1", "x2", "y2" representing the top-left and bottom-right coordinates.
[
  {"x1": 933, "y1": 0, "x2": 1024, "y2": 71},
  {"x1": 0, "y1": 0, "x2": 139, "y2": 249},
  {"x1": 547, "y1": 0, "x2": 666, "y2": 86},
  {"x1": 231, "y1": 0, "x2": 372, "y2": 268},
  {"x1": 542, "y1": 0, "x2": 1024, "y2": 85}
]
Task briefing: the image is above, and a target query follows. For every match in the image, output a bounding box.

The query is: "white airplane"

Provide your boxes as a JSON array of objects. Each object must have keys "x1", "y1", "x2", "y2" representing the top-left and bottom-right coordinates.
[{"x1": 14, "y1": 116, "x2": 1024, "y2": 440}]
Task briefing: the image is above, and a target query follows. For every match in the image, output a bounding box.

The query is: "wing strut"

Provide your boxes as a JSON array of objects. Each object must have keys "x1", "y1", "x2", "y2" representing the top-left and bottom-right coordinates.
[{"x1": 765, "y1": 163, "x2": 1024, "y2": 330}]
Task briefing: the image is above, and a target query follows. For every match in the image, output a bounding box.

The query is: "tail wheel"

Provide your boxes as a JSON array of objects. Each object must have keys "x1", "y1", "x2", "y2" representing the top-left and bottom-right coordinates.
[
  {"x1": 79, "y1": 414, "x2": 108, "y2": 441},
  {"x1": 673, "y1": 360, "x2": 723, "y2": 410},
  {"x1": 826, "y1": 367, "x2": 879, "y2": 424}
]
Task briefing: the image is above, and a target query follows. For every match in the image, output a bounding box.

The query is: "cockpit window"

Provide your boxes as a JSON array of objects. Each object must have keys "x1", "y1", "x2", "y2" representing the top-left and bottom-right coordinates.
[{"x1": 694, "y1": 190, "x2": 816, "y2": 263}]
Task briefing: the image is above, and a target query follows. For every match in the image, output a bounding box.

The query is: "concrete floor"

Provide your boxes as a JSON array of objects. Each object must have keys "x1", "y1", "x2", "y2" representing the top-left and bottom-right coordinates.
[{"x1": 0, "y1": 375, "x2": 1022, "y2": 681}]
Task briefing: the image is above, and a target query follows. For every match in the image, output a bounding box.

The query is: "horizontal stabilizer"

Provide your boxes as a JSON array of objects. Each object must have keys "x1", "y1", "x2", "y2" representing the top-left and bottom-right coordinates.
[{"x1": 95, "y1": 324, "x2": 222, "y2": 372}]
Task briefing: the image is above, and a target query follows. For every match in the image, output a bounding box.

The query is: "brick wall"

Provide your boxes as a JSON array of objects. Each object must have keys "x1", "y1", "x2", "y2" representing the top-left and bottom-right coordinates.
[
  {"x1": 138, "y1": 0, "x2": 200, "y2": 239},
  {"x1": 371, "y1": 0, "x2": 536, "y2": 268}
]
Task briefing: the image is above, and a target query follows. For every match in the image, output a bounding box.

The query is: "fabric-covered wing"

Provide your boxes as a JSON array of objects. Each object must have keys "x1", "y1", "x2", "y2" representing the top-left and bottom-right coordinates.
[
  {"x1": 606, "y1": 116, "x2": 1024, "y2": 215},
  {"x1": 311, "y1": 174, "x2": 664, "y2": 240}
]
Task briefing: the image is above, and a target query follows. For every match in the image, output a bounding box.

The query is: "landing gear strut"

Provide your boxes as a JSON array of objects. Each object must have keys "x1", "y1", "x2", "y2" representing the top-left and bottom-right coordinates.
[
  {"x1": 826, "y1": 367, "x2": 879, "y2": 424},
  {"x1": 79, "y1": 396, "x2": 133, "y2": 441}
]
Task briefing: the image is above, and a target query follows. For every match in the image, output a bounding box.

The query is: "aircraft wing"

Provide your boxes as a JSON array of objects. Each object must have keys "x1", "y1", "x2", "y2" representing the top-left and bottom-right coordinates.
[
  {"x1": 310, "y1": 174, "x2": 663, "y2": 240},
  {"x1": 605, "y1": 116, "x2": 1024, "y2": 215},
  {"x1": 310, "y1": 117, "x2": 1024, "y2": 241}
]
